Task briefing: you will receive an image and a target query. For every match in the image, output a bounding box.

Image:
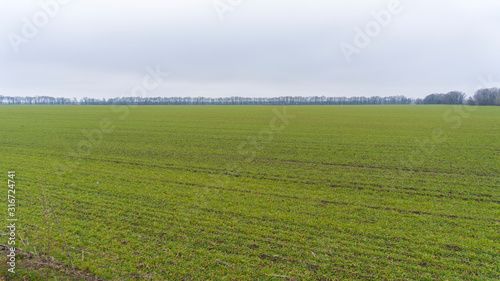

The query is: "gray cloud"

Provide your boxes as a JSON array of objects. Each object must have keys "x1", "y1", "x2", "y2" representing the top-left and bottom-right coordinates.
[{"x1": 1, "y1": 0, "x2": 499, "y2": 98}]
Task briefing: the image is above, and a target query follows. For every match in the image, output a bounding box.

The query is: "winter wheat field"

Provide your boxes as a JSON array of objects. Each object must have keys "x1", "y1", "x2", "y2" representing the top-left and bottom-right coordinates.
[{"x1": 1, "y1": 105, "x2": 499, "y2": 280}]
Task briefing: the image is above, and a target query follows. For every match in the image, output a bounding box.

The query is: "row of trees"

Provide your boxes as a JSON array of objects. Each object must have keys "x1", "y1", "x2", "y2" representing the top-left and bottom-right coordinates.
[
  {"x1": 418, "y1": 91, "x2": 466, "y2": 105},
  {"x1": 468, "y1": 88, "x2": 500, "y2": 105},
  {"x1": 1, "y1": 95, "x2": 414, "y2": 105},
  {"x1": 420, "y1": 88, "x2": 500, "y2": 106},
  {"x1": 0, "y1": 96, "x2": 79, "y2": 105},
  {"x1": 1, "y1": 89, "x2": 499, "y2": 105}
]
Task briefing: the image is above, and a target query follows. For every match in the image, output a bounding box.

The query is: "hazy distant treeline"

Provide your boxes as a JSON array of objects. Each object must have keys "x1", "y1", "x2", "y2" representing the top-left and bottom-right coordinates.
[
  {"x1": 0, "y1": 95, "x2": 414, "y2": 105},
  {"x1": 1, "y1": 88, "x2": 499, "y2": 105},
  {"x1": 417, "y1": 88, "x2": 500, "y2": 106}
]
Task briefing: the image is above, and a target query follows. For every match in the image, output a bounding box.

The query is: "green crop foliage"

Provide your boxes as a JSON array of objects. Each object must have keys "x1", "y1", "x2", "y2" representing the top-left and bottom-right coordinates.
[{"x1": 1, "y1": 105, "x2": 499, "y2": 280}]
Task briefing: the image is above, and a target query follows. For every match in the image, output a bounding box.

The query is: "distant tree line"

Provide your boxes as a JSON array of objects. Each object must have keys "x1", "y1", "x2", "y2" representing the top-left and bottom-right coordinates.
[
  {"x1": 0, "y1": 96, "x2": 79, "y2": 105},
  {"x1": 1, "y1": 95, "x2": 414, "y2": 105},
  {"x1": 418, "y1": 88, "x2": 500, "y2": 106},
  {"x1": 417, "y1": 91, "x2": 466, "y2": 105},
  {"x1": 1, "y1": 89, "x2": 499, "y2": 105},
  {"x1": 467, "y1": 88, "x2": 500, "y2": 106}
]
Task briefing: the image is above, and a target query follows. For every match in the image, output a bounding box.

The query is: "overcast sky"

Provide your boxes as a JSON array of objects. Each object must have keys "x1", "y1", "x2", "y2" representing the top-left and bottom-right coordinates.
[{"x1": 1, "y1": 0, "x2": 500, "y2": 99}]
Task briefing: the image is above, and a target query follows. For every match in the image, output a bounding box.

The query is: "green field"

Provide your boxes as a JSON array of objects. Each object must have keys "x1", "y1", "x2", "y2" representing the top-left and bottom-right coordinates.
[{"x1": 1, "y1": 105, "x2": 499, "y2": 280}]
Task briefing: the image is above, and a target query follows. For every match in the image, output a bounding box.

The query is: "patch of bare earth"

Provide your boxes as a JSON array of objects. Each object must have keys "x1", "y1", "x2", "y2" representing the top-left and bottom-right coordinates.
[{"x1": 0, "y1": 243, "x2": 104, "y2": 281}]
